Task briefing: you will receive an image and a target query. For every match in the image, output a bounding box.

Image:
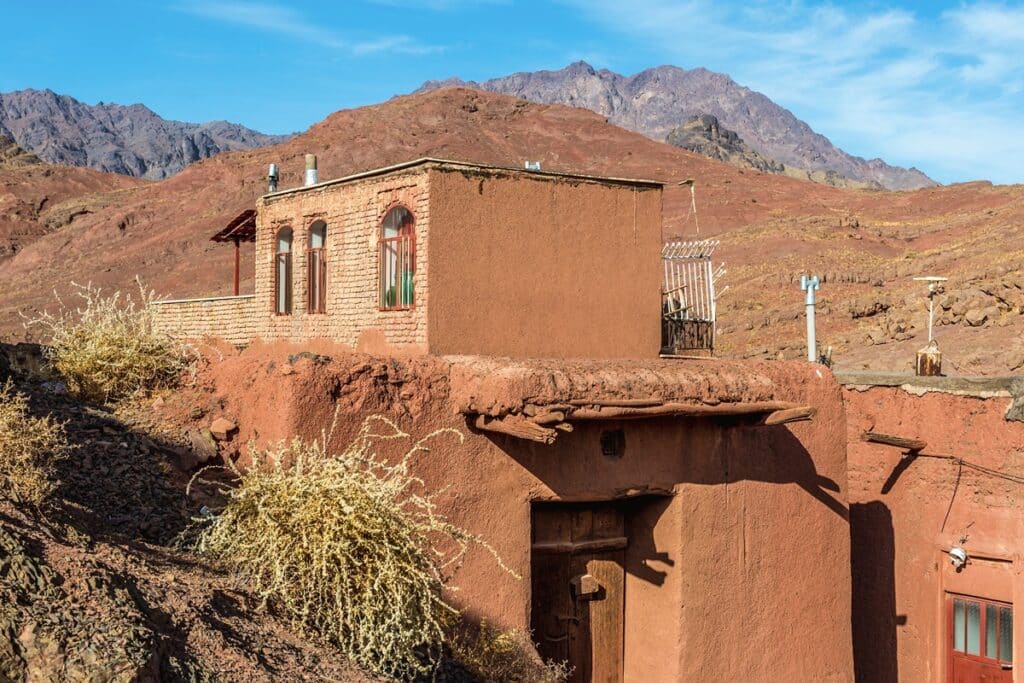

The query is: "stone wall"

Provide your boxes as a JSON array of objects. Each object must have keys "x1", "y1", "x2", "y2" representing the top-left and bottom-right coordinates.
[{"x1": 150, "y1": 295, "x2": 257, "y2": 346}]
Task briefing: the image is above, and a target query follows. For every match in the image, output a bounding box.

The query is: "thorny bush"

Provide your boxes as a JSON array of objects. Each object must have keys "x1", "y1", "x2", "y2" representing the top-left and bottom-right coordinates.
[
  {"x1": 191, "y1": 414, "x2": 517, "y2": 681},
  {"x1": 0, "y1": 380, "x2": 69, "y2": 506},
  {"x1": 25, "y1": 281, "x2": 193, "y2": 403},
  {"x1": 446, "y1": 619, "x2": 571, "y2": 683}
]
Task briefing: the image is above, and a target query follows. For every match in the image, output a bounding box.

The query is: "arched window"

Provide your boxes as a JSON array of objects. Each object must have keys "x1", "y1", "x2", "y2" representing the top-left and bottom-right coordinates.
[
  {"x1": 379, "y1": 206, "x2": 415, "y2": 310},
  {"x1": 307, "y1": 220, "x2": 327, "y2": 314},
  {"x1": 274, "y1": 227, "x2": 293, "y2": 314}
]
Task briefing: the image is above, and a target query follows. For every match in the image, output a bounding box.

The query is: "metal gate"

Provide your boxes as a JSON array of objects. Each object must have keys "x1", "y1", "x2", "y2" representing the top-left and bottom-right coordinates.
[{"x1": 661, "y1": 239, "x2": 724, "y2": 355}]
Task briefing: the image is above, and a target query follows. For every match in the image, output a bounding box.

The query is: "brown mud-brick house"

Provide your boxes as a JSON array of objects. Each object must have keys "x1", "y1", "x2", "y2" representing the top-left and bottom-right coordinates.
[
  {"x1": 153, "y1": 158, "x2": 854, "y2": 681},
  {"x1": 153, "y1": 158, "x2": 664, "y2": 357}
]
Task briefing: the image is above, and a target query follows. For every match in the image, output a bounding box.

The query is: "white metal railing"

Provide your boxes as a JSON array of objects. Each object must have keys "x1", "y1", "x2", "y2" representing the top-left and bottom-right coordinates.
[{"x1": 661, "y1": 239, "x2": 725, "y2": 352}]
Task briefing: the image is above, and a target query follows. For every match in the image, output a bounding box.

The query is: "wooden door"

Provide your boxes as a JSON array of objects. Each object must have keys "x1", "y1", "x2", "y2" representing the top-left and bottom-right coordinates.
[
  {"x1": 531, "y1": 502, "x2": 626, "y2": 683},
  {"x1": 948, "y1": 594, "x2": 1013, "y2": 682}
]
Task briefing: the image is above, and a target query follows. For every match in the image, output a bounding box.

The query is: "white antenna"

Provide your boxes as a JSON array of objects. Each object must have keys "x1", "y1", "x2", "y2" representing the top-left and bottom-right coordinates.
[
  {"x1": 678, "y1": 179, "x2": 699, "y2": 235},
  {"x1": 913, "y1": 276, "x2": 948, "y2": 343}
]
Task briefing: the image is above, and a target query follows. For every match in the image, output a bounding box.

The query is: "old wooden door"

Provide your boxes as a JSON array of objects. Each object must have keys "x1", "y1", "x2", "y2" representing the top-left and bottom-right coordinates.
[
  {"x1": 948, "y1": 594, "x2": 1013, "y2": 682},
  {"x1": 531, "y1": 502, "x2": 626, "y2": 683}
]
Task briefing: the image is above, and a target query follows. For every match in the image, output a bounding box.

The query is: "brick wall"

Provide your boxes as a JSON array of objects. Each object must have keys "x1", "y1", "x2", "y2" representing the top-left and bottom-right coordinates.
[
  {"x1": 150, "y1": 295, "x2": 257, "y2": 346},
  {"x1": 254, "y1": 168, "x2": 430, "y2": 353}
]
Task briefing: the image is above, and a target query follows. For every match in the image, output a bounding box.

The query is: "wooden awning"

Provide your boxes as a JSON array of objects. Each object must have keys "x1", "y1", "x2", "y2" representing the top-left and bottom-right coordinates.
[{"x1": 210, "y1": 209, "x2": 256, "y2": 243}]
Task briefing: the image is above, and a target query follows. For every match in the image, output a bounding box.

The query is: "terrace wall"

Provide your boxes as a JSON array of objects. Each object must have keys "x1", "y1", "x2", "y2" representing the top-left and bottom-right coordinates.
[{"x1": 150, "y1": 295, "x2": 257, "y2": 346}]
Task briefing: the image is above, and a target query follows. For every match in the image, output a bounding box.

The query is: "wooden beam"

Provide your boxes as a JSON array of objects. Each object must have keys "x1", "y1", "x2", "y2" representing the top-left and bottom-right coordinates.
[
  {"x1": 761, "y1": 406, "x2": 817, "y2": 426},
  {"x1": 474, "y1": 415, "x2": 556, "y2": 444},
  {"x1": 568, "y1": 398, "x2": 665, "y2": 408},
  {"x1": 861, "y1": 431, "x2": 927, "y2": 452},
  {"x1": 568, "y1": 400, "x2": 800, "y2": 421},
  {"x1": 532, "y1": 537, "x2": 629, "y2": 555}
]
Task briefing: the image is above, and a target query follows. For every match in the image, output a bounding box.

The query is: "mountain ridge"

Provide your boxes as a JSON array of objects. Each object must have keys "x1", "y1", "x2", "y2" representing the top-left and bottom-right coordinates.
[
  {"x1": 0, "y1": 89, "x2": 290, "y2": 180},
  {"x1": 417, "y1": 62, "x2": 936, "y2": 191}
]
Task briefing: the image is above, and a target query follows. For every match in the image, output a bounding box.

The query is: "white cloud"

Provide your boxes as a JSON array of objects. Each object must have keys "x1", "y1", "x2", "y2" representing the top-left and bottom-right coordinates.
[
  {"x1": 177, "y1": 1, "x2": 444, "y2": 55},
  {"x1": 562, "y1": 0, "x2": 1024, "y2": 184}
]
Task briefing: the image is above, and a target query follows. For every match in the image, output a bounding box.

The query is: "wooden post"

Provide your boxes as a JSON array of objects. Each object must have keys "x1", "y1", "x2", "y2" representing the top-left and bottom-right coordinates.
[{"x1": 233, "y1": 237, "x2": 240, "y2": 296}]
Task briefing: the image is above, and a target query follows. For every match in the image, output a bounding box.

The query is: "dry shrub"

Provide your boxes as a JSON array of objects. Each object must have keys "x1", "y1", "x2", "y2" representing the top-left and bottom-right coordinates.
[
  {"x1": 25, "y1": 281, "x2": 192, "y2": 403},
  {"x1": 193, "y1": 416, "x2": 513, "y2": 680},
  {"x1": 0, "y1": 380, "x2": 69, "y2": 506},
  {"x1": 447, "y1": 620, "x2": 571, "y2": 683}
]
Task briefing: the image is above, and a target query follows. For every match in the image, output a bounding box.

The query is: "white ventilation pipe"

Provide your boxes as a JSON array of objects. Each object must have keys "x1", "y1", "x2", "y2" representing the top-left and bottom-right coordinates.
[
  {"x1": 304, "y1": 154, "x2": 318, "y2": 186},
  {"x1": 800, "y1": 275, "x2": 821, "y2": 362},
  {"x1": 267, "y1": 163, "x2": 279, "y2": 192}
]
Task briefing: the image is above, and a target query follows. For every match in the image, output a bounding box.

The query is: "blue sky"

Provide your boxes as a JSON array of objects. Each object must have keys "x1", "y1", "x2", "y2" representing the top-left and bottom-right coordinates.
[{"x1": 3, "y1": 1, "x2": 1023, "y2": 184}]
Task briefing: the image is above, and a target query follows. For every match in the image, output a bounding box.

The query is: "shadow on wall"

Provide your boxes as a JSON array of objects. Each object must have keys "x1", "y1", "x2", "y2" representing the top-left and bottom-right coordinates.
[
  {"x1": 850, "y1": 501, "x2": 900, "y2": 683},
  {"x1": 483, "y1": 418, "x2": 849, "y2": 588}
]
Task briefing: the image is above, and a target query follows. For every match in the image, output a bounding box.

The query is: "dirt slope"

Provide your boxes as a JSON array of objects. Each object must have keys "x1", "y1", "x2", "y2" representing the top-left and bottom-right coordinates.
[
  {"x1": 0, "y1": 88, "x2": 1021, "y2": 374},
  {"x1": 0, "y1": 137, "x2": 145, "y2": 259}
]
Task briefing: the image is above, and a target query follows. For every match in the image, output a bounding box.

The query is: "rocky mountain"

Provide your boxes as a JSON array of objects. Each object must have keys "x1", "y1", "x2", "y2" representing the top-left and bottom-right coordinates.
[
  {"x1": 666, "y1": 114, "x2": 785, "y2": 174},
  {"x1": 0, "y1": 89, "x2": 289, "y2": 180},
  {"x1": 665, "y1": 115, "x2": 882, "y2": 190},
  {"x1": 417, "y1": 62, "x2": 936, "y2": 191}
]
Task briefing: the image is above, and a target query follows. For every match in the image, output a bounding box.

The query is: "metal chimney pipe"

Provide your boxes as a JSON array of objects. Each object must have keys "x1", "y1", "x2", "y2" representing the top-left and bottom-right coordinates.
[
  {"x1": 267, "y1": 163, "x2": 279, "y2": 192},
  {"x1": 304, "y1": 154, "x2": 318, "y2": 186},
  {"x1": 800, "y1": 275, "x2": 821, "y2": 362}
]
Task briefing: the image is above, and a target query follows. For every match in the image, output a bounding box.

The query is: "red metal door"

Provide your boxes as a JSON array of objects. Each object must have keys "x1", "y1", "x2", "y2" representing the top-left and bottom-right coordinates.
[{"x1": 948, "y1": 594, "x2": 1013, "y2": 682}]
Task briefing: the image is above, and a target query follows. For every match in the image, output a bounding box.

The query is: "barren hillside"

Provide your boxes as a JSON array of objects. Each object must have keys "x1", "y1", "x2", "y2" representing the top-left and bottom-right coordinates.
[
  {"x1": 1, "y1": 88, "x2": 1021, "y2": 374},
  {"x1": 0, "y1": 136, "x2": 146, "y2": 258}
]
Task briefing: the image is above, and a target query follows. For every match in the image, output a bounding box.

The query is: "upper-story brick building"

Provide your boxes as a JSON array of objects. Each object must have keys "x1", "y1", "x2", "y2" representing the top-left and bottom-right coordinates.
[{"x1": 153, "y1": 158, "x2": 664, "y2": 358}]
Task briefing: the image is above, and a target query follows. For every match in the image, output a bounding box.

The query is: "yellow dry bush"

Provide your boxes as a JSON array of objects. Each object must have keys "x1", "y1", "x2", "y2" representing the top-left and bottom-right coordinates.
[
  {"x1": 25, "y1": 281, "x2": 192, "y2": 403},
  {"x1": 193, "y1": 415, "x2": 512, "y2": 681},
  {"x1": 0, "y1": 380, "x2": 69, "y2": 506},
  {"x1": 447, "y1": 620, "x2": 571, "y2": 683}
]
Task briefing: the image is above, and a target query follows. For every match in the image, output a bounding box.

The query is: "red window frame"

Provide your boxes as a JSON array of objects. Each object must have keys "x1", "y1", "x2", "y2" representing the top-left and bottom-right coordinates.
[
  {"x1": 378, "y1": 205, "x2": 416, "y2": 311},
  {"x1": 947, "y1": 593, "x2": 1013, "y2": 676},
  {"x1": 273, "y1": 227, "x2": 293, "y2": 315},
  {"x1": 307, "y1": 221, "x2": 327, "y2": 314}
]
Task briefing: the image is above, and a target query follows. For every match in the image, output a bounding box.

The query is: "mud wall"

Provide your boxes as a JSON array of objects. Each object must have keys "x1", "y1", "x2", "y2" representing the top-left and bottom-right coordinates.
[
  {"x1": 202, "y1": 348, "x2": 853, "y2": 681},
  {"x1": 426, "y1": 168, "x2": 663, "y2": 358},
  {"x1": 842, "y1": 378, "x2": 1024, "y2": 682},
  {"x1": 150, "y1": 295, "x2": 256, "y2": 346}
]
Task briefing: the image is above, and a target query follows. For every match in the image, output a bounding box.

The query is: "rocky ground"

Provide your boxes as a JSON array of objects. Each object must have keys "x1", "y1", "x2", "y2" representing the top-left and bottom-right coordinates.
[{"x1": 0, "y1": 349, "x2": 377, "y2": 682}]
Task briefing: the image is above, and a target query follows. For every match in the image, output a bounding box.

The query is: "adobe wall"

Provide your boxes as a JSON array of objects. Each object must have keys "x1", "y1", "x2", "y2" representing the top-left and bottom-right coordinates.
[
  {"x1": 253, "y1": 169, "x2": 431, "y2": 354},
  {"x1": 426, "y1": 168, "x2": 663, "y2": 358},
  {"x1": 150, "y1": 295, "x2": 257, "y2": 346},
  {"x1": 199, "y1": 348, "x2": 853, "y2": 681},
  {"x1": 840, "y1": 373, "x2": 1024, "y2": 682}
]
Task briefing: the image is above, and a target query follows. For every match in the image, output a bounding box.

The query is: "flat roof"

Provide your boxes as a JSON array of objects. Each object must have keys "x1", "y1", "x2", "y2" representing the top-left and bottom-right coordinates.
[{"x1": 262, "y1": 157, "x2": 664, "y2": 201}]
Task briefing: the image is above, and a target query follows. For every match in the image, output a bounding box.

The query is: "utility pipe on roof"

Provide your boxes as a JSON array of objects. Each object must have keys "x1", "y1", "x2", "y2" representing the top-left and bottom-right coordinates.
[
  {"x1": 304, "y1": 154, "x2": 318, "y2": 186},
  {"x1": 801, "y1": 275, "x2": 821, "y2": 362}
]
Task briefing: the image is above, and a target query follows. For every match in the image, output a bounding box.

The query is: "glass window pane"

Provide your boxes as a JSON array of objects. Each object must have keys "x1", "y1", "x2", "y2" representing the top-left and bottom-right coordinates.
[
  {"x1": 987, "y1": 604, "x2": 998, "y2": 657},
  {"x1": 954, "y1": 599, "x2": 966, "y2": 652},
  {"x1": 310, "y1": 222, "x2": 325, "y2": 249},
  {"x1": 277, "y1": 228, "x2": 292, "y2": 253},
  {"x1": 1000, "y1": 607, "x2": 1013, "y2": 663},
  {"x1": 967, "y1": 601, "x2": 981, "y2": 655}
]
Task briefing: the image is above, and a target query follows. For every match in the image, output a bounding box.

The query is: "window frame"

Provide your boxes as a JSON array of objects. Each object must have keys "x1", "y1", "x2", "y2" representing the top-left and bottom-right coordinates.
[
  {"x1": 273, "y1": 226, "x2": 293, "y2": 316},
  {"x1": 307, "y1": 220, "x2": 327, "y2": 315},
  {"x1": 947, "y1": 592, "x2": 1013, "y2": 673},
  {"x1": 378, "y1": 204, "x2": 416, "y2": 312}
]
